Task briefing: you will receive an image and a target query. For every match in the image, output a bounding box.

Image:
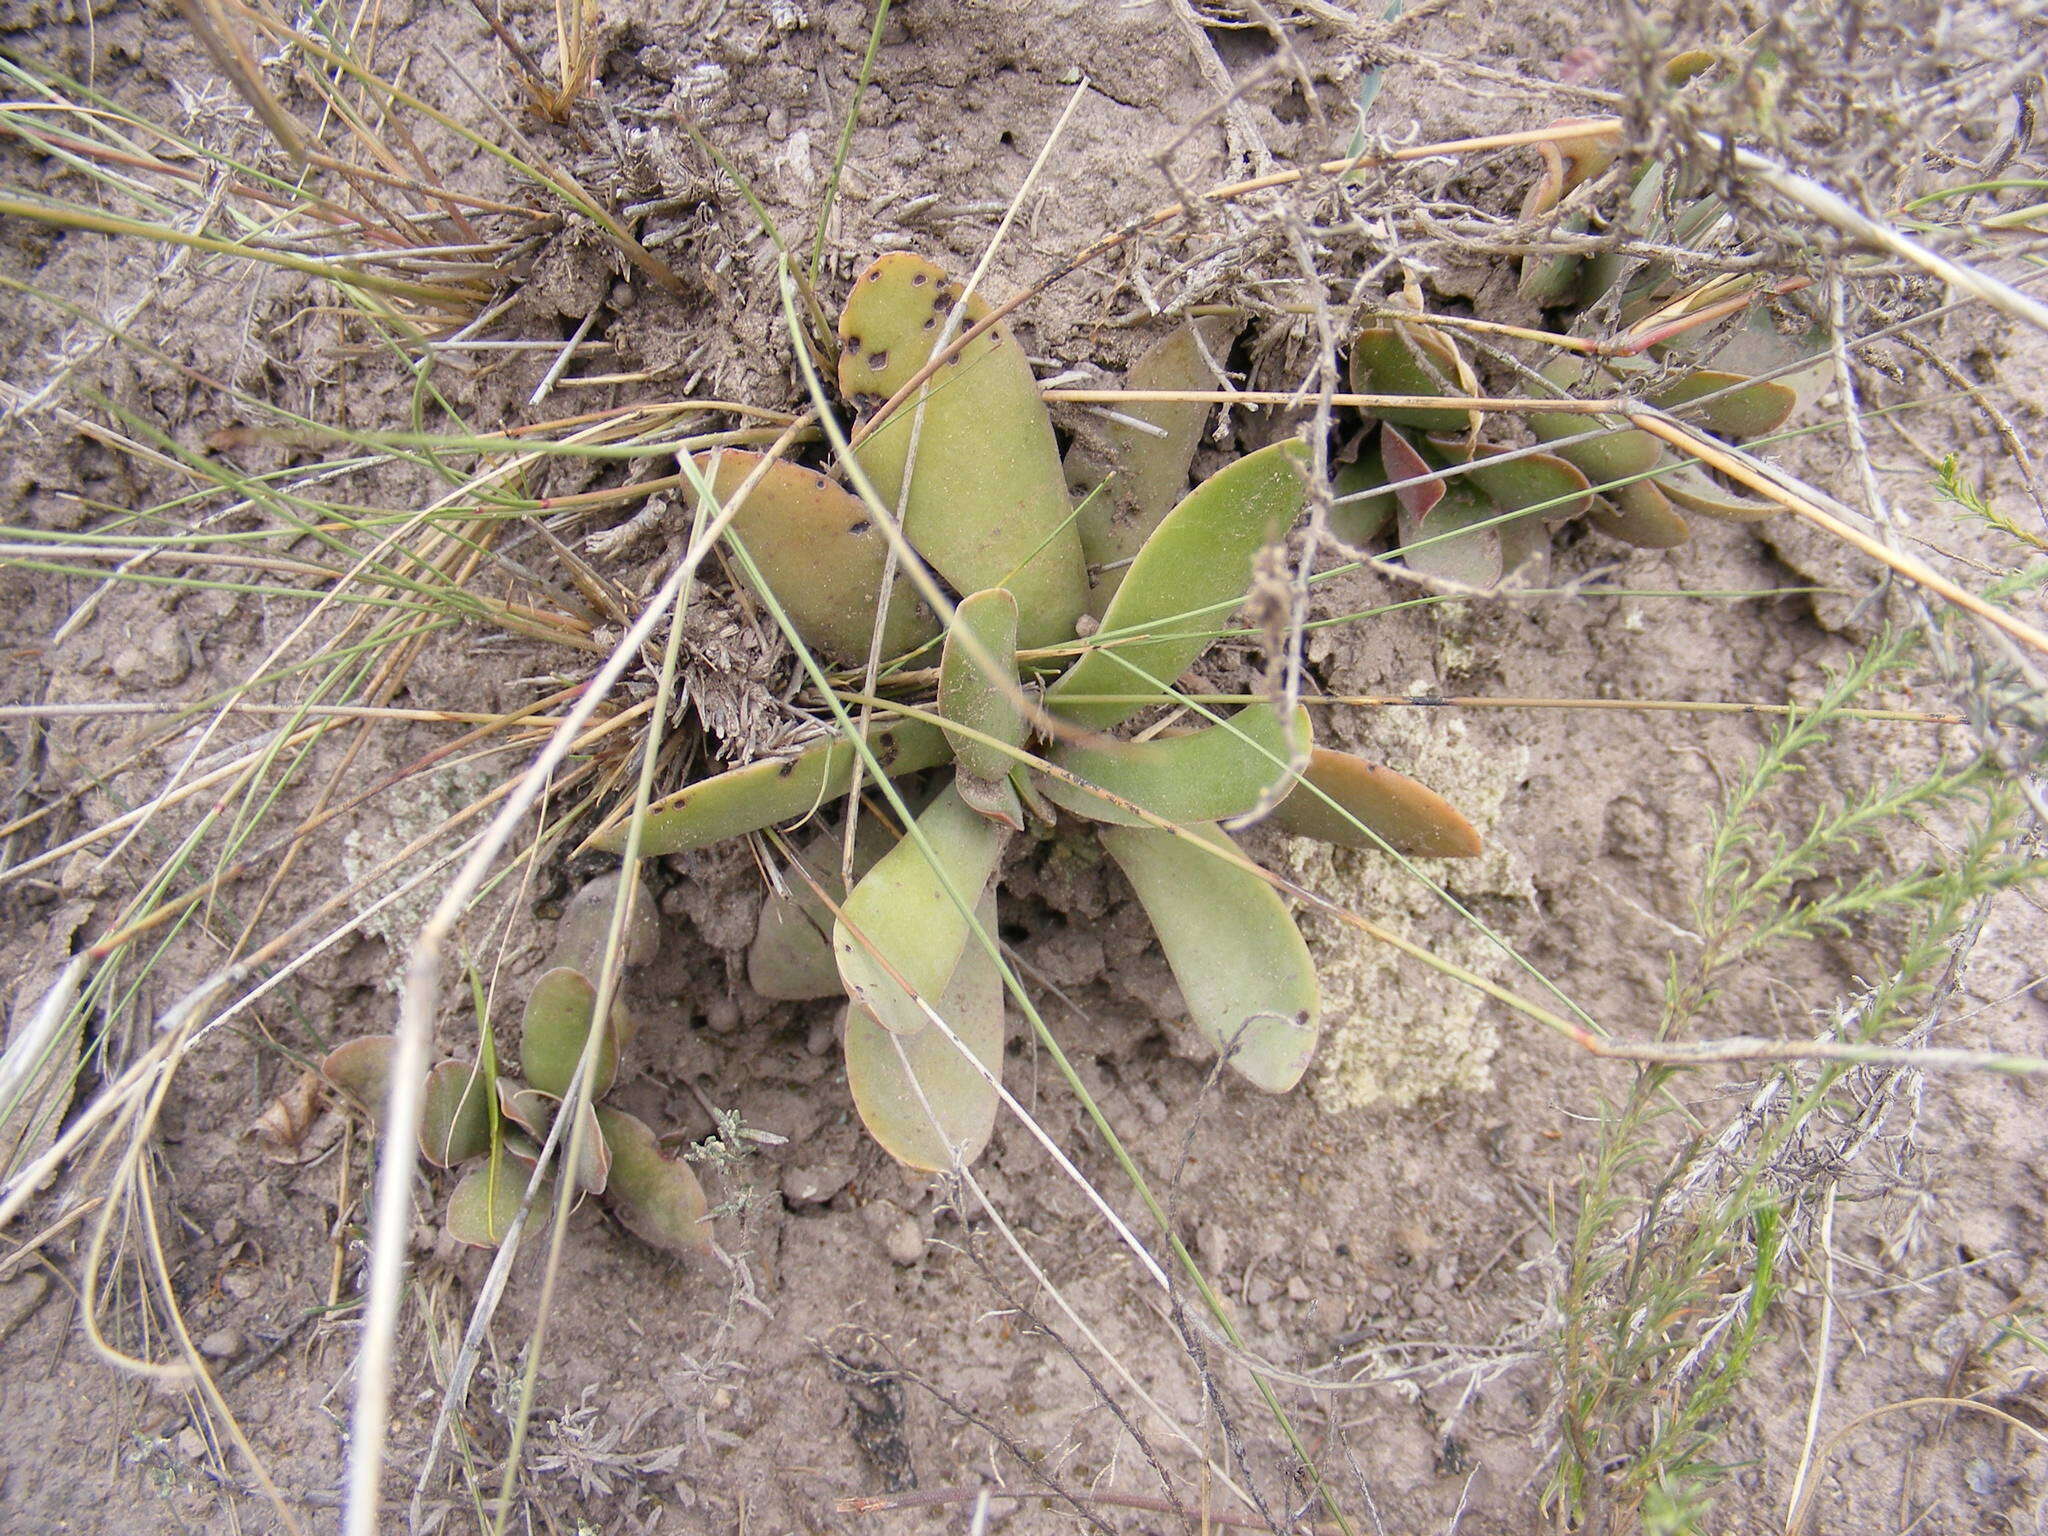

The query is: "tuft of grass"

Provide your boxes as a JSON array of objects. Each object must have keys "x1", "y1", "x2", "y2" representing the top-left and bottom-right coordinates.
[{"x1": 1551, "y1": 624, "x2": 2048, "y2": 1529}]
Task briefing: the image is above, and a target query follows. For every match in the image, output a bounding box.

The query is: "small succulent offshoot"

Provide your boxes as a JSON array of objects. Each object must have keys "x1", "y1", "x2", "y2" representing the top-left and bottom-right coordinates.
[
  {"x1": 322, "y1": 872, "x2": 711, "y2": 1253},
  {"x1": 1339, "y1": 55, "x2": 1829, "y2": 581}
]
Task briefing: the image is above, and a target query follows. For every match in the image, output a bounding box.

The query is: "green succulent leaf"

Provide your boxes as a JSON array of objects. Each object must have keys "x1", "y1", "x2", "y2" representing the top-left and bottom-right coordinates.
[
  {"x1": 1656, "y1": 462, "x2": 1780, "y2": 523},
  {"x1": 1649, "y1": 370, "x2": 1797, "y2": 439},
  {"x1": 496, "y1": 1080, "x2": 610, "y2": 1194},
  {"x1": 1066, "y1": 315, "x2": 1244, "y2": 610},
  {"x1": 1268, "y1": 747, "x2": 1484, "y2": 857},
  {"x1": 839, "y1": 252, "x2": 1088, "y2": 649},
  {"x1": 1588, "y1": 479, "x2": 1692, "y2": 548},
  {"x1": 953, "y1": 769, "x2": 1025, "y2": 831},
  {"x1": 1100, "y1": 824, "x2": 1319, "y2": 1092},
  {"x1": 1045, "y1": 439, "x2": 1309, "y2": 729},
  {"x1": 1398, "y1": 480, "x2": 1503, "y2": 588},
  {"x1": 1043, "y1": 702, "x2": 1311, "y2": 827},
  {"x1": 1526, "y1": 359, "x2": 1664, "y2": 488},
  {"x1": 1347, "y1": 323, "x2": 1478, "y2": 434},
  {"x1": 1330, "y1": 444, "x2": 1394, "y2": 545},
  {"x1": 1465, "y1": 448, "x2": 1593, "y2": 524},
  {"x1": 520, "y1": 966, "x2": 620, "y2": 1100},
  {"x1": 844, "y1": 889, "x2": 1003, "y2": 1172},
  {"x1": 697, "y1": 448, "x2": 938, "y2": 665},
  {"x1": 749, "y1": 819, "x2": 896, "y2": 1002},
  {"x1": 446, "y1": 1153, "x2": 551, "y2": 1249},
  {"x1": 554, "y1": 869, "x2": 659, "y2": 978},
  {"x1": 418, "y1": 1058, "x2": 492, "y2": 1167},
  {"x1": 584, "y1": 718, "x2": 953, "y2": 856},
  {"x1": 321, "y1": 1035, "x2": 396, "y2": 1124},
  {"x1": 938, "y1": 587, "x2": 1026, "y2": 784},
  {"x1": 834, "y1": 781, "x2": 1006, "y2": 1036},
  {"x1": 596, "y1": 1108, "x2": 712, "y2": 1255}
]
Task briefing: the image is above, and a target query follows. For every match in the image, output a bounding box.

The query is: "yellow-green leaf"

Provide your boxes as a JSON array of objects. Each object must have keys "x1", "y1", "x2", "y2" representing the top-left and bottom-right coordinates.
[
  {"x1": 840, "y1": 253, "x2": 1087, "y2": 649},
  {"x1": 584, "y1": 718, "x2": 953, "y2": 856},
  {"x1": 1100, "y1": 824, "x2": 1319, "y2": 1092},
  {"x1": 520, "y1": 966, "x2": 619, "y2": 1100},
  {"x1": 1043, "y1": 703, "x2": 1310, "y2": 827},
  {"x1": 834, "y1": 782, "x2": 1005, "y2": 1036},
  {"x1": 938, "y1": 587, "x2": 1025, "y2": 783},
  {"x1": 844, "y1": 890, "x2": 1003, "y2": 1172},
  {"x1": 446, "y1": 1154, "x2": 551, "y2": 1249},
  {"x1": 1588, "y1": 479, "x2": 1692, "y2": 548},
  {"x1": 597, "y1": 1107, "x2": 711, "y2": 1254},
  {"x1": 419, "y1": 1058, "x2": 491, "y2": 1168},
  {"x1": 1066, "y1": 315, "x2": 1243, "y2": 610},
  {"x1": 1045, "y1": 439, "x2": 1308, "y2": 729}
]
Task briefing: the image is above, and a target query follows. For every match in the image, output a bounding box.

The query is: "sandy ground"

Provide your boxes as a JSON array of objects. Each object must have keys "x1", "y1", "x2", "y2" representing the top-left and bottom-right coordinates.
[{"x1": 3, "y1": 3, "x2": 2046, "y2": 1534}]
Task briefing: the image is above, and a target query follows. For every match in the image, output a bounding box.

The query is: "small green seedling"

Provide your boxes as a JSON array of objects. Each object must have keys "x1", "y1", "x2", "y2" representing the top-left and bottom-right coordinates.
[
  {"x1": 586, "y1": 253, "x2": 1486, "y2": 1173},
  {"x1": 322, "y1": 872, "x2": 711, "y2": 1253}
]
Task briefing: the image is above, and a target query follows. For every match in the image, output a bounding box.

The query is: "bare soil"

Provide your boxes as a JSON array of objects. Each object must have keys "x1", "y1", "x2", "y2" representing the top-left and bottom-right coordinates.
[{"x1": 3, "y1": 3, "x2": 2046, "y2": 1535}]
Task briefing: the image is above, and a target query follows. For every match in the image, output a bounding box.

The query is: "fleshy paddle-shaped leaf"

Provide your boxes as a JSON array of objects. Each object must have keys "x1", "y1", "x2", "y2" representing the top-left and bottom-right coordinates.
[
  {"x1": 839, "y1": 253, "x2": 1087, "y2": 649},
  {"x1": 938, "y1": 587, "x2": 1025, "y2": 785},
  {"x1": 1525, "y1": 358, "x2": 1663, "y2": 488},
  {"x1": 584, "y1": 718, "x2": 952, "y2": 855},
  {"x1": 1649, "y1": 370, "x2": 1797, "y2": 440},
  {"x1": 697, "y1": 449, "x2": 938, "y2": 665},
  {"x1": 844, "y1": 890, "x2": 1003, "y2": 1171},
  {"x1": 1347, "y1": 323, "x2": 1478, "y2": 435},
  {"x1": 1330, "y1": 444, "x2": 1394, "y2": 546},
  {"x1": 835, "y1": 782, "x2": 1005, "y2": 1036},
  {"x1": 1067, "y1": 315, "x2": 1243, "y2": 610},
  {"x1": 1268, "y1": 748, "x2": 1483, "y2": 857},
  {"x1": 446, "y1": 1154, "x2": 552, "y2": 1249},
  {"x1": 597, "y1": 1108, "x2": 711, "y2": 1254},
  {"x1": 1043, "y1": 703, "x2": 1311, "y2": 827},
  {"x1": 555, "y1": 869, "x2": 660, "y2": 977},
  {"x1": 520, "y1": 966, "x2": 619, "y2": 1100},
  {"x1": 1588, "y1": 479, "x2": 1692, "y2": 548},
  {"x1": 1657, "y1": 462, "x2": 1779, "y2": 523},
  {"x1": 419, "y1": 1058, "x2": 491, "y2": 1167},
  {"x1": 1045, "y1": 439, "x2": 1308, "y2": 729},
  {"x1": 749, "y1": 818, "x2": 897, "y2": 1001},
  {"x1": 1398, "y1": 480, "x2": 1503, "y2": 588},
  {"x1": 1100, "y1": 824, "x2": 1319, "y2": 1092},
  {"x1": 1466, "y1": 448, "x2": 1592, "y2": 525},
  {"x1": 321, "y1": 1035, "x2": 396, "y2": 1124},
  {"x1": 495, "y1": 1081, "x2": 610, "y2": 1194}
]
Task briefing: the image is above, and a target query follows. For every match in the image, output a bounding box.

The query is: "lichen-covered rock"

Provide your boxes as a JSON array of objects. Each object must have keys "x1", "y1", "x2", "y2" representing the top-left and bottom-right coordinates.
[{"x1": 1274, "y1": 706, "x2": 1530, "y2": 1112}]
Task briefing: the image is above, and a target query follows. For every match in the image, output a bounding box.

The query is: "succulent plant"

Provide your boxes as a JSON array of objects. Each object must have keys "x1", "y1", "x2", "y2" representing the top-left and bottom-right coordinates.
[
  {"x1": 1333, "y1": 71, "x2": 1831, "y2": 580},
  {"x1": 322, "y1": 872, "x2": 711, "y2": 1253},
  {"x1": 584, "y1": 252, "x2": 1485, "y2": 1174}
]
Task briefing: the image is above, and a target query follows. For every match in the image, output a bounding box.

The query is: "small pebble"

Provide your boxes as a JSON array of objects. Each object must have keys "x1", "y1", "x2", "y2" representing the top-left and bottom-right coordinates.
[
  {"x1": 220, "y1": 1269, "x2": 262, "y2": 1301},
  {"x1": 1285, "y1": 1275, "x2": 1312, "y2": 1303},
  {"x1": 211, "y1": 1215, "x2": 240, "y2": 1246},
  {"x1": 781, "y1": 1162, "x2": 854, "y2": 1206},
  {"x1": 175, "y1": 1426, "x2": 208, "y2": 1461},
  {"x1": 884, "y1": 1215, "x2": 926, "y2": 1266},
  {"x1": 703, "y1": 998, "x2": 741, "y2": 1035},
  {"x1": 199, "y1": 1327, "x2": 244, "y2": 1361},
  {"x1": 1245, "y1": 1273, "x2": 1276, "y2": 1306}
]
